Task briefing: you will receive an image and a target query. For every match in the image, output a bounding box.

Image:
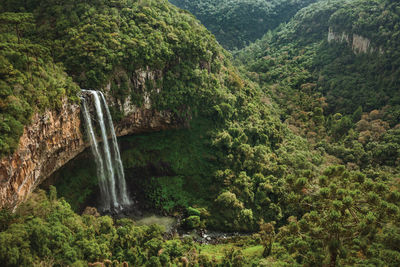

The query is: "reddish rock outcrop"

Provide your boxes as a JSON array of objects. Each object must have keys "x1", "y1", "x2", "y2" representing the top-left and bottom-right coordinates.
[{"x1": 0, "y1": 99, "x2": 84, "y2": 210}]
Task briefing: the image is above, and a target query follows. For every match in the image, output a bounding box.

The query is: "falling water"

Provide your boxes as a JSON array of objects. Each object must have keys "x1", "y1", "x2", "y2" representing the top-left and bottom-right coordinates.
[
  {"x1": 80, "y1": 90, "x2": 131, "y2": 211},
  {"x1": 100, "y1": 93, "x2": 131, "y2": 206},
  {"x1": 81, "y1": 97, "x2": 111, "y2": 210}
]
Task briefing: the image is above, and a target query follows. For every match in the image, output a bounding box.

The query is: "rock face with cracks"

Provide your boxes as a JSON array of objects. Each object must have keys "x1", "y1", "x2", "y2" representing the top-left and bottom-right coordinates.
[
  {"x1": 327, "y1": 27, "x2": 383, "y2": 54},
  {"x1": 0, "y1": 86, "x2": 180, "y2": 210}
]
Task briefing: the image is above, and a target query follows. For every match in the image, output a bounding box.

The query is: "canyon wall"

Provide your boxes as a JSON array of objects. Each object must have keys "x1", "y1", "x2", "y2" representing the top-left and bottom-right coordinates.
[
  {"x1": 0, "y1": 100, "x2": 84, "y2": 210},
  {"x1": 327, "y1": 27, "x2": 383, "y2": 54},
  {"x1": 0, "y1": 70, "x2": 181, "y2": 210}
]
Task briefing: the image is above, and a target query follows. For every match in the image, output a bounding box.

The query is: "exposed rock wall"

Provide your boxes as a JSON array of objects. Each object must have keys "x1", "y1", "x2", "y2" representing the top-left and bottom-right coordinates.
[
  {"x1": 0, "y1": 72, "x2": 181, "y2": 209},
  {"x1": 352, "y1": 34, "x2": 371, "y2": 54},
  {"x1": 327, "y1": 27, "x2": 383, "y2": 54},
  {"x1": 105, "y1": 67, "x2": 163, "y2": 113},
  {"x1": 328, "y1": 28, "x2": 350, "y2": 44},
  {"x1": 0, "y1": 100, "x2": 84, "y2": 210}
]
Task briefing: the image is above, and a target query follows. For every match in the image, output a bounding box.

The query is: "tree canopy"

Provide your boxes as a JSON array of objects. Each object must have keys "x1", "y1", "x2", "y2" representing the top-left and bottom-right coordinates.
[{"x1": 169, "y1": 0, "x2": 320, "y2": 50}]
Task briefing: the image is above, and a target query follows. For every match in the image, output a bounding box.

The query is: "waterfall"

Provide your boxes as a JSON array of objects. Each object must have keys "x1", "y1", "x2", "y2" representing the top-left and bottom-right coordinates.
[
  {"x1": 80, "y1": 90, "x2": 131, "y2": 211},
  {"x1": 81, "y1": 97, "x2": 111, "y2": 210},
  {"x1": 100, "y1": 93, "x2": 131, "y2": 206}
]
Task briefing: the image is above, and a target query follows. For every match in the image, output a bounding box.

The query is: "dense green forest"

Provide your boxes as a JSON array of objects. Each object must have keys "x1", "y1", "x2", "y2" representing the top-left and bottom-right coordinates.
[
  {"x1": 1, "y1": 0, "x2": 400, "y2": 266},
  {"x1": 233, "y1": 0, "x2": 400, "y2": 263},
  {"x1": 168, "y1": 0, "x2": 319, "y2": 50},
  {"x1": 0, "y1": 11, "x2": 79, "y2": 155},
  {"x1": 235, "y1": 0, "x2": 400, "y2": 169}
]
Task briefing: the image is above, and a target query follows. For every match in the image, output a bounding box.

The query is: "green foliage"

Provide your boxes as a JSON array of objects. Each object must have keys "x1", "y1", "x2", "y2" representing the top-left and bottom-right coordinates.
[
  {"x1": 236, "y1": 0, "x2": 400, "y2": 119},
  {"x1": 182, "y1": 207, "x2": 206, "y2": 229},
  {"x1": 0, "y1": 20, "x2": 79, "y2": 156},
  {"x1": 50, "y1": 154, "x2": 98, "y2": 211},
  {"x1": 232, "y1": 0, "x2": 400, "y2": 264},
  {"x1": 117, "y1": 97, "x2": 313, "y2": 233},
  {"x1": 235, "y1": 0, "x2": 400, "y2": 170},
  {"x1": 119, "y1": 118, "x2": 217, "y2": 213},
  {"x1": 117, "y1": 80, "x2": 320, "y2": 232},
  {"x1": 1, "y1": 0, "x2": 323, "y2": 237},
  {"x1": 0, "y1": 12, "x2": 34, "y2": 43},
  {"x1": 275, "y1": 165, "x2": 400, "y2": 266},
  {"x1": 169, "y1": 0, "x2": 320, "y2": 50},
  {"x1": 187, "y1": 207, "x2": 201, "y2": 217},
  {"x1": 182, "y1": 215, "x2": 201, "y2": 229},
  {"x1": 1, "y1": 0, "x2": 227, "y2": 117},
  {"x1": 147, "y1": 176, "x2": 192, "y2": 213},
  {"x1": 0, "y1": 189, "x2": 228, "y2": 266}
]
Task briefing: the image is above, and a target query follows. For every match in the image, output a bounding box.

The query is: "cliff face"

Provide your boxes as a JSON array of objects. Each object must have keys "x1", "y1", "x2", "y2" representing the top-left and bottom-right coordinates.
[
  {"x1": 327, "y1": 27, "x2": 383, "y2": 54},
  {"x1": 0, "y1": 72, "x2": 180, "y2": 210},
  {"x1": 0, "y1": 100, "x2": 84, "y2": 210},
  {"x1": 106, "y1": 68, "x2": 179, "y2": 137}
]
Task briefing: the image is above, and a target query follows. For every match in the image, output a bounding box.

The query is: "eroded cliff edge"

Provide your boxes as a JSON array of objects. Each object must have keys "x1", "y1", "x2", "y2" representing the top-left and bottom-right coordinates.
[{"x1": 0, "y1": 88, "x2": 180, "y2": 210}]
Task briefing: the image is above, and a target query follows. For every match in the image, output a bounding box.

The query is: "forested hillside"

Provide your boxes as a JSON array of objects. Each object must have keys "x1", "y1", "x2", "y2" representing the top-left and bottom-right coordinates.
[
  {"x1": 234, "y1": 1, "x2": 400, "y2": 264},
  {"x1": 236, "y1": 0, "x2": 400, "y2": 169},
  {"x1": 0, "y1": 11, "x2": 79, "y2": 156},
  {"x1": 169, "y1": 0, "x2": 319, "y2": 50},
  {"x1": 0, "y1": 0, "x2": 226, "y2": 156},
  {"x1": 1, "y1": 0, "x2": 400, "y2": 266}
]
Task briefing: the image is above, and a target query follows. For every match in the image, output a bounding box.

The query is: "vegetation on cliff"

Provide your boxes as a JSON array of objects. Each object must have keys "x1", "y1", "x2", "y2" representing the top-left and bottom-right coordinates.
[
  {"x1": 0, "y1": 0, "x2": 227, "y2": 155},
  {"x1": 0, "y1": 12, "x2": 79, "y2": 156}
]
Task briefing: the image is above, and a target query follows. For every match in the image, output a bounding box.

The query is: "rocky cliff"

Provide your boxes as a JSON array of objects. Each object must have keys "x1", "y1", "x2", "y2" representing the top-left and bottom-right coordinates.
[
  {"x1": 327, "y1": 27, "x2": 383, "y2": 54},
  {"x1": 0, "y1": 99, "x2": 84, "y2": 210},
  {"x1": 0, "y1": 75, "x2": 181, "y2": 210}
]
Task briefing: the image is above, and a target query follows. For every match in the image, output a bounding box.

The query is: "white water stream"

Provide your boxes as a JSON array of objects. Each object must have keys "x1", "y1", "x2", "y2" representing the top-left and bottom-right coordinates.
[{"x1": 81, "y1": 90, "x2": 131, "y2": 211}]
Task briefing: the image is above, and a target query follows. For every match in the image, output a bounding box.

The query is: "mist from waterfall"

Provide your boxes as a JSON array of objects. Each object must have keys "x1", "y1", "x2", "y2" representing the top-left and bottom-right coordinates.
[{"x1": 80, "y1": 90, "x2": 131, "y2": 211}]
